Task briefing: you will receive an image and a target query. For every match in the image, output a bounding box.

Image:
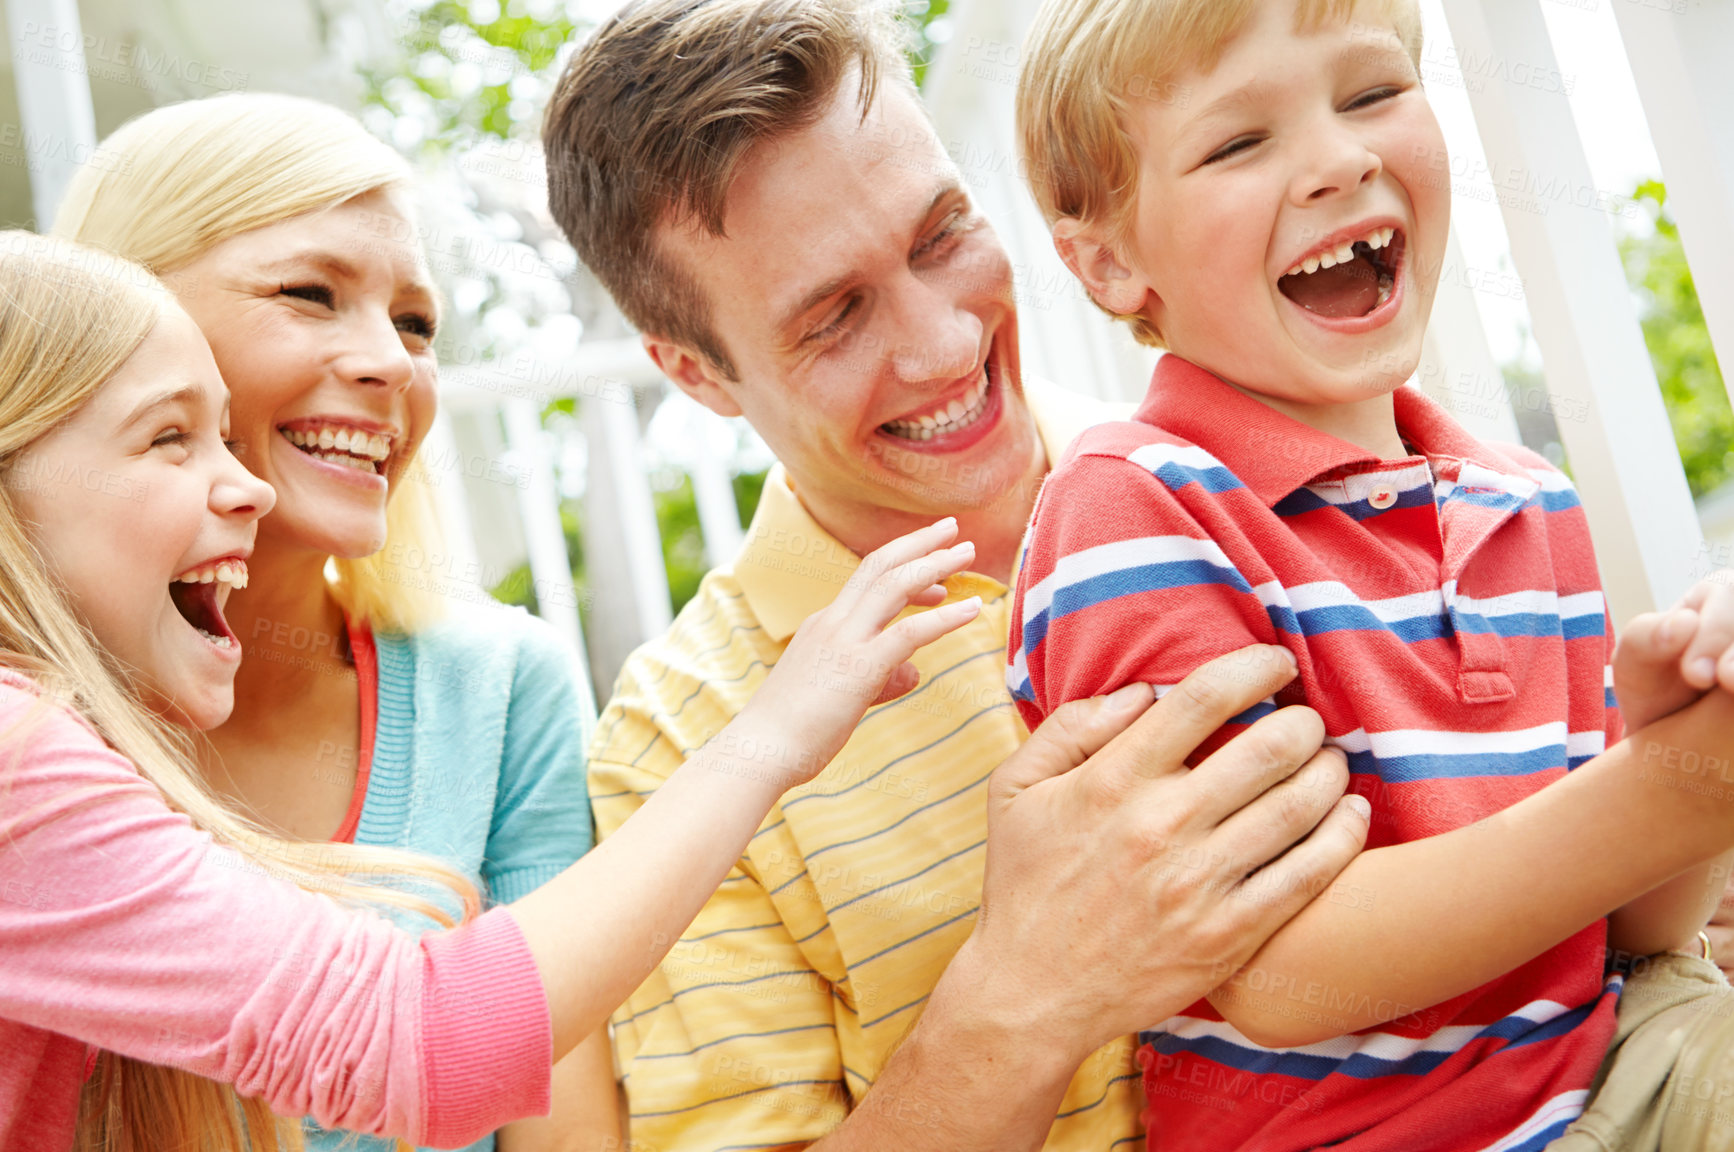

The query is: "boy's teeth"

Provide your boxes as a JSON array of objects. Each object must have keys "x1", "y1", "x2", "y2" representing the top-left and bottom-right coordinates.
[{"x1": 1284, "y1": 227, "x2": 1399, "y2": 279}]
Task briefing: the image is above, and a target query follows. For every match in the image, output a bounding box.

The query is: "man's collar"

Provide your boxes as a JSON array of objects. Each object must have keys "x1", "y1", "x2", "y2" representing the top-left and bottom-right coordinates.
[
  {"x1": 1137, "y1": 354, "x2": 1525, "y2": 506},
  {"x1": 733, "y1": 465, "x2": 859, "y2": 642},
  {"x1": 734, "y1": 378, "x2": 1129, "y2": 642}
]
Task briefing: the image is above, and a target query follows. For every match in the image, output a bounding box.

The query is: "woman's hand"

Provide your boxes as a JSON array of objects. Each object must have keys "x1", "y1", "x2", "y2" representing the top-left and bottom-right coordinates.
[{"x1": 735, "y1": 517, "x2": 981, "y2": 788}]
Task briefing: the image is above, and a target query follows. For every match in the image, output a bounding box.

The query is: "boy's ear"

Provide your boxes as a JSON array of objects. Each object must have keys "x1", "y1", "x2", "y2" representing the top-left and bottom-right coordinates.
[
  {"x1": 1052, "y1": 217, "x2": 1157, "y2": 317},
  {"x1": 643, "y1": 334, "x2": 743, "y2": 418}
]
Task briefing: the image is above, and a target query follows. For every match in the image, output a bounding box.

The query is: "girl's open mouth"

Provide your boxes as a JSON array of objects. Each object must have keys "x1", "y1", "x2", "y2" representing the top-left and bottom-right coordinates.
[
  {"x1": 1278, "y1": 226, "x2": 1404, "y2": 320},
  {"x1": 168, "y1": 559, "x2": 247, "y2": 650}
]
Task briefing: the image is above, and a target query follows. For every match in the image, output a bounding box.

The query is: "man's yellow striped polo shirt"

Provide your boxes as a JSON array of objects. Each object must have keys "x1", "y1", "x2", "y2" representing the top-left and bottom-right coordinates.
[{"x1": 589, "y1": 383, "x2": 1138, "y2": 1151}]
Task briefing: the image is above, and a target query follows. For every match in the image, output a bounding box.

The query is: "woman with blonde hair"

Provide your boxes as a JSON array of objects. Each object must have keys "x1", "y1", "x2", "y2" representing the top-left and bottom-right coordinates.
[
  {"x1": 51, "y1": 93, "x2": 612, "y2": 1152},
  {"x1": 0, "y1": 230, "x2": 979, "y2": 1151}
]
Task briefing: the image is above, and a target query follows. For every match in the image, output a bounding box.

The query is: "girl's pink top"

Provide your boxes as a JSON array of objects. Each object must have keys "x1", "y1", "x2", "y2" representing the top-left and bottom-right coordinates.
[{"x1": 0, "y1": 674, "x2": 552, "y2": 1151}]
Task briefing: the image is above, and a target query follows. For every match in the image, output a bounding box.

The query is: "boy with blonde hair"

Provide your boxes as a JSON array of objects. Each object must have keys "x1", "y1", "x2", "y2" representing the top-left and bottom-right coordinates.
[{"x1": 1012, "y1": 0, "x2": 1734, "y2": 1148}]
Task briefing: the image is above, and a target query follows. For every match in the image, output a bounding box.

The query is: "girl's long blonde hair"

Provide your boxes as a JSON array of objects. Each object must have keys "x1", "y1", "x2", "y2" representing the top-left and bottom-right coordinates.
[
  {"x1": 53, "y1": 92, "x2": 445, "y2": 633},
  {"x1": 0, "y1": 234, "x2": 475, "y2": 1149}
]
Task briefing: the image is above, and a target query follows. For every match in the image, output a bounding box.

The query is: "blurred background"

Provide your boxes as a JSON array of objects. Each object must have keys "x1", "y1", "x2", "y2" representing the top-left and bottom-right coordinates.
[{"x1": 1, "y1": 0, "x2": 1728, "y2": 705}]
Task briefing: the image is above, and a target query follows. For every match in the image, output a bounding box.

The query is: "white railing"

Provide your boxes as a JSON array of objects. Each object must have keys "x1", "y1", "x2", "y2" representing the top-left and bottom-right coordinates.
[{"x1": 10, "y1": 0, "x2": 1731, "y2": 706}]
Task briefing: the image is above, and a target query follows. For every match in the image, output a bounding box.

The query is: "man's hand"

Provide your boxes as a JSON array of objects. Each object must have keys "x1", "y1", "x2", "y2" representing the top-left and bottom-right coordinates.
[
  {"x1": 959, "y1": 645, "x2": 1368, "y2": 1066},
  {"x1": 814, "y1": 646, "x2": 1366, "y2": 1152}
]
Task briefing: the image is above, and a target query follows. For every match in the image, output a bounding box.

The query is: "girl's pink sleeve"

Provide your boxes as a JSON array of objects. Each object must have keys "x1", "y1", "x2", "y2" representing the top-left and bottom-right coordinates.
[{"x1": 0, "y1": 684, "x2": 551, "y2": 1147}]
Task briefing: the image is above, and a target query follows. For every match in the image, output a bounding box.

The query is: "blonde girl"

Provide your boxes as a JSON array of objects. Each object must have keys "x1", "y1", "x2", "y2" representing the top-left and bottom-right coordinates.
[
  {"x1": 0, "y1": 231, "x2": 981, "y2": 1152},
  {"x1": 55, "y1": 93, "x2": 608, "y2": 1152}
]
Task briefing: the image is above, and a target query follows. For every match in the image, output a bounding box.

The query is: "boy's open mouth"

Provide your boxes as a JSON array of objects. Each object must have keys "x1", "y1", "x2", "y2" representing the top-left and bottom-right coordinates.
[
  {"x1": 1278, "y1": 227, "x2": 1403, "y2": 319},
  {"x1": 168, "y1": 559, "x2": 248, "y2": 651}
]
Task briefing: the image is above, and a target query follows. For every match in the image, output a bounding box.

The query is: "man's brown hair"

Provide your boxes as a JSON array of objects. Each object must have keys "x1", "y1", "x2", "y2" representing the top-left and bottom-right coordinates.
[{"x1": 543, "y1": 0, "x2": 913, "y2": 379}]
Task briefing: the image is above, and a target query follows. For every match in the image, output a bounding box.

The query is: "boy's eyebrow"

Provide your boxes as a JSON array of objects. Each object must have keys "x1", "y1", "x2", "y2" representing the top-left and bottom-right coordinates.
[
  {"x1": 121, "y1": 383, "x2": 204, "y2": 428},
  {"x1": 772, "y1": 184, "x2": 959, "y2": 339},
  {"x1": 1184, "y1": 37, "x2": 1411, "y2": 131},
  {"x1": 1188, "y1": 81, "x2": 1276, "y2": 128}
]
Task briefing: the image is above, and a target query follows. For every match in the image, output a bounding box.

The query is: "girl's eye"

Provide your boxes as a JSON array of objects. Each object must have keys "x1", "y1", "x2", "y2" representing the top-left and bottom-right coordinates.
[
  {"x1": 396, "y1": 312, "x2": 437, "y2": 340},
  {"x1": 281, "y1": 283, "x2": 333, "y2": 307},
  {"x1": 152, "y1": 428, "x2": 189, "y2": 449},
  {"x1": 224, "y1": 439, "x2": 247, "y2": 458},
  {"x1": 1204, "y1": 135, "x2": 1263, "y2": 165}
]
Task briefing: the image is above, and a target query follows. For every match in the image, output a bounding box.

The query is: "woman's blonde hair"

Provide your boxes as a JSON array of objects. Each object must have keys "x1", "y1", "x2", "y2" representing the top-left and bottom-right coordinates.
[
  {"x1": 53, "y1": 92, "x2": 444, "y2": 632},
  {"x1": 0, "y1": 233, "x2": 476, "y2": 1150}
]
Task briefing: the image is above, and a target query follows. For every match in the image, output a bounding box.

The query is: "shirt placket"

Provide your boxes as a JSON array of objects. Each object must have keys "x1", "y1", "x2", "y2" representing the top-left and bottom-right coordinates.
[{"x1": 1436, "y1": 460, "x2": 1540, "y2": 704}]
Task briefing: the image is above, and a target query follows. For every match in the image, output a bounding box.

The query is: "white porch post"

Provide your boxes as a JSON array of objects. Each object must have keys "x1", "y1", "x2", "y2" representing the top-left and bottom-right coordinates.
[
  {"x1": 582, "y1": 379, "x2": 673, "y2": 693},
  {"x1": 1610, "y1": 2, "x2": 1734, "y2": 412},
  {"x1": 501, "y1": 398, "x2": 589, "y2": 678},
  {"x1": 1439, "y1": 0, "x2": 1700, "y2": 626},
  {"x1": 5, "y1": 0, "x2": 95, "y2": 225},
  {"x1": 686, "y1": 402, "x2": 747, "y2": 567}
]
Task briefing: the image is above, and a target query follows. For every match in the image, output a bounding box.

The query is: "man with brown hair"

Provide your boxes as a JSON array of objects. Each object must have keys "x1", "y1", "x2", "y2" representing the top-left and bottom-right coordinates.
[{"x1": 543, "y1": 2, "x2": 1367, "y2": 1147}]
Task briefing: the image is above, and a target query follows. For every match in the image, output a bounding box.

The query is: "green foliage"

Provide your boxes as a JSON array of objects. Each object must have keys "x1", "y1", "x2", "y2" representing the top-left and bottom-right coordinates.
[
  {"x1": 362, "y1": 0, "x2": 578, "y2": 154},
  {"x1": 904, "y1": 0, "x2": 953, "y2": 88},
  {"x1": 1621, "y1": 180, "x2": 1732, "y2": 499}
]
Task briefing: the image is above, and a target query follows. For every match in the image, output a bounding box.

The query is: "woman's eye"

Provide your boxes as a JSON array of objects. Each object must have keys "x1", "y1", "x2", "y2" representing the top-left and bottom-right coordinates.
[
  {"x1": 281, "y1": 283, "x2": 333, "y2": 307},
  {"x1": 396, "y1": 312, "x2": 437, "y2": 340}
]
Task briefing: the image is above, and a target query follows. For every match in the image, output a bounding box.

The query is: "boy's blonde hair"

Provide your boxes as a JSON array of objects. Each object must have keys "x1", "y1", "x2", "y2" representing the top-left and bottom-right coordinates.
[
  {"x1": 0, "y1": 233, "x2": 477, "y2": 1150},
  {"x1": 53, "y1": 93, "x2": 444, "y2": 632},
  {"x1": 1017, "y1": 0, "x2": 1423, "y2": 346}
]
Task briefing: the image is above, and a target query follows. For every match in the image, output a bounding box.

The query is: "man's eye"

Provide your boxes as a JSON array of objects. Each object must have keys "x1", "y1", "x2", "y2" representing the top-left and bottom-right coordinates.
[
  {"x1": 915, "y1": 213, "x2": 966, "y2": 260},
  {"x1": 809, "y1": 298, "x2": 860, "y2": 343},
  {"x1": 1204, "y1": 135, "x2": 1263, "y2": 165},
  {"x1": 280, "y1": 283, "x2": 333, "y2": 307}
]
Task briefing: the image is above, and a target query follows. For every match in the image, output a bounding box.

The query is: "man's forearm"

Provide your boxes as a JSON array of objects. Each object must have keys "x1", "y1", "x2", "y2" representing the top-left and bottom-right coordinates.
[
  {"x1": 1211, "y1": 692, "x2": 1734, "y2": 1047},
  {"x1": 807, "y1": 938, "x2": 1095, "y2": 1152}
]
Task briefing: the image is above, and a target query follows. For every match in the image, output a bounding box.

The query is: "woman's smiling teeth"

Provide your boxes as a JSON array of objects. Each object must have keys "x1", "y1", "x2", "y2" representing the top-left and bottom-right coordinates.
[
  {"x1": 281, "y1": 425, "x2": 392, "y2": 473},
  {"x1": 882, "y1": 370, "x2": 991, "y2": 441}
]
